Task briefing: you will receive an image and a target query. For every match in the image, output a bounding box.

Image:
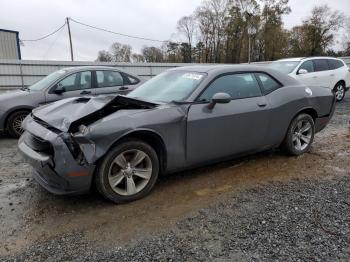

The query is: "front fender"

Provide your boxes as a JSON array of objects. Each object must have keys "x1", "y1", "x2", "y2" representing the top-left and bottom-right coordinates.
[{"x1": 75, "y1": 128, "x2": 167, "y2": 165}]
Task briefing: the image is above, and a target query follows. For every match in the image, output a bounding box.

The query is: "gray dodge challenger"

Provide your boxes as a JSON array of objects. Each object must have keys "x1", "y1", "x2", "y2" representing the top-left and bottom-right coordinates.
[{"x1": 18, "y1": 65, "x2": 335, "y2": 203}]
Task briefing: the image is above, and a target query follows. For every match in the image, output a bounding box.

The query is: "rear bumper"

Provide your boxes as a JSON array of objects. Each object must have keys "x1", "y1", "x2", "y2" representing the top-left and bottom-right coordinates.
[
  {"x1": 315, "y1": 116, "x2": 332, "y2": 133},
  {"x1": 18, "y1": 116, "x2": 95, "y2": 195},
  {"x1": 315, "y1": 93, "x2": 336, "y2": 133}
]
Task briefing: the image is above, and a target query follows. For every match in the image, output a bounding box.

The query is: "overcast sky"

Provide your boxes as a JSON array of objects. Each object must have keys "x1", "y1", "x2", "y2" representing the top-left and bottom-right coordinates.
[{"x1": 0, "y1": 0, "x2": 349, "y2": 61}]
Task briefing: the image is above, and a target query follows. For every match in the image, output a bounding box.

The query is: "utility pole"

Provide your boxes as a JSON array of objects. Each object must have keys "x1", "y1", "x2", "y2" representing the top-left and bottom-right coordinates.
[
  {"x1": 248, "y1": 37, "x2": 251, "y2": 64},
  {"x1": 66, "y1": 17, "x2": 74, "y2": 61},
  {"x1": 247, "y1": 26, "x2": 256, "y2": 64}
]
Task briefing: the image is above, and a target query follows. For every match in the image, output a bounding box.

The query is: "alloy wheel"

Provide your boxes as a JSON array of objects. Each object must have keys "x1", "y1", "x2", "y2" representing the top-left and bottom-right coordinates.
[
  {"x1": 108, "y1": 149, "x2": 152, "y2": 196},
  {"x1": 292, "y1": 120, "x2": 312, "y2": 151},
  {"x1": 12, "y1": 114, "x2": 27, "y2": 136},
  {"x1": 335, "y1": 84, "x2": 345, "y2": 101}
]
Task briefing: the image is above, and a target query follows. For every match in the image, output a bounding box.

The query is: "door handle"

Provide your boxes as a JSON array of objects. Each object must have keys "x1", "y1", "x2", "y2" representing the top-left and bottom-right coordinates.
[
  {"x1": 312, "y1": 76, "x2": 318, "y2": 78},
  {"x1": 330, "y1": 74, "x2": 335, "y2": 77},
  {"x1": 80, "y1": 90, "x2": 91, "y2": 95},
  {"x1": 119, "y1": 86, "x2": 128, "y2": 90},
  {"x1": 257, "y1": 102, "x2": 267, "y2": 107}
]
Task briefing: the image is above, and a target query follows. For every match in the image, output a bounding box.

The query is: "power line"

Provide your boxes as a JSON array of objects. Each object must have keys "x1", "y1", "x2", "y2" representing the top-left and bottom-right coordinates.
[
  {"x1": 21, "y1": 23, "x2": 66, "y2": 42},
  {"x1": 69, "y1": 17, "x2": 167, "y2": 43},
  {"x1": 42, "y1": 24, "x2": 65, "y2": 59}
]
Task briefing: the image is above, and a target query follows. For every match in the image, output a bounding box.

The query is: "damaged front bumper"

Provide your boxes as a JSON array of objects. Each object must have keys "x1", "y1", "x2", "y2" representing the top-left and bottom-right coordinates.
[{"x1": 18, "y1": 116, "x2": 96, "y2": 195}]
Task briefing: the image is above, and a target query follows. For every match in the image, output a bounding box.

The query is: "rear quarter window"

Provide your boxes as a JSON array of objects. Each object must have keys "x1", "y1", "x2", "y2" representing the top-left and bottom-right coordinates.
[
  {"x1": 327, "y1": 59, "x2": 345, "y2": 70},
  {"x1": 123, "y1": 73, "x2": 140, "y2": 85},
  {"x1": 256, "y1": 73, "x2": 282, "y2": 95}
]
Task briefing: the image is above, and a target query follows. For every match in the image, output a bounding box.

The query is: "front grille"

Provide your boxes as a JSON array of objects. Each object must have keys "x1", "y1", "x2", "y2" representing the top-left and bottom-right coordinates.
[{"x1": 23, "y1": 132, "x2": 53, "y2": 155}]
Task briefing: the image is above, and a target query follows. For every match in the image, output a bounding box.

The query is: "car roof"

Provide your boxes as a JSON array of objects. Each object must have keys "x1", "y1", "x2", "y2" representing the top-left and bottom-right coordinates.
[
  {"x1": 170, "y1": 64, "x2": 270, "y2": 74},
  {"x1": 60, "y1": 66, "x2": 127, "y2": 73},
  {"x1": 277, "y1": 56, "x2": 340, "y2": 62},
  {"x1": 170, "y1": 64, "x2": 300, "y2": 88},
  {"x1": 276, "y1": 57, "x2": 305, "y2": 62}
]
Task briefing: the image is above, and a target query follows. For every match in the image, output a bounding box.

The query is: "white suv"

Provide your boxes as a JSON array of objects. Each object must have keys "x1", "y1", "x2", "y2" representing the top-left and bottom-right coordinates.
[{"x1": 268, "y1": 57, "x2": 350, "y2": 101}]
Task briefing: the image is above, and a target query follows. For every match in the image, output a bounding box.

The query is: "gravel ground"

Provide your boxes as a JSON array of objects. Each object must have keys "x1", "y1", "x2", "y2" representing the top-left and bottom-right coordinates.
[
  {"x1": 0, "y1": 94, "x2": 349, "y2": 261},
  {"x1": 10, "y1": 176, "x2": 350, "y2": 262}
]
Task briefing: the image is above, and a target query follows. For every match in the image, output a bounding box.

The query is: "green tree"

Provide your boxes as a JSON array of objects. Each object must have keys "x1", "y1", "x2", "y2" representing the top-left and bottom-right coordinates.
[
  {"x1": 289, "y1": 5, "x2": 345, "y2": 56},
  {"x1": 141, "y1": 46, "x2": 164, "y2": 62}
]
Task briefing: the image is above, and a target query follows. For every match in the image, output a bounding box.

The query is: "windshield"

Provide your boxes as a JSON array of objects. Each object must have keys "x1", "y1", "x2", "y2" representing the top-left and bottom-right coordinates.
[
  {"x1": 127, "y1": 70, "x2": 206, "y2": 103},
  {"x1": 29, "y1": 70, "x2": 66, "y2": 91},
  {"x1": 267, "y1": 61, "x2": 300, "y2": 74}
]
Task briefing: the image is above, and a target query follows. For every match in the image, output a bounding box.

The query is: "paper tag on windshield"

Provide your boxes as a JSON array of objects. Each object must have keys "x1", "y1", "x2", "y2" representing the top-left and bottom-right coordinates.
[{"x1": 182, "y1": 73, "x2": 203, "y2": 80}]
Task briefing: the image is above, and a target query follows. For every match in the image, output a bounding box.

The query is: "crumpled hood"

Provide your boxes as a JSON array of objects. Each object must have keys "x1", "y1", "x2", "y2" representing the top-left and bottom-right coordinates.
[{"x1": 32, "y1": 95, "x2": 158, "y2": 132}]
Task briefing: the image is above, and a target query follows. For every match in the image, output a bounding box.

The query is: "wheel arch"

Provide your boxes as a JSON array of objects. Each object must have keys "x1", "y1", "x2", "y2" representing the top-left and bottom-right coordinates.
[
  {"x1": 104, "y1": 129, "x2": 168, "y2": 174},
  {"x1": 4, "y1": 106, "x2": 33, "y2": 129},
  {"x1": 334, "y1": 80, "x2": 345, "y2": 88},
  {"x1": 280, "y1": 107, "x2": 318, "y2": 146},
  {"x1": 294, "y1": 107, "x2": 318, "y2": 122}
]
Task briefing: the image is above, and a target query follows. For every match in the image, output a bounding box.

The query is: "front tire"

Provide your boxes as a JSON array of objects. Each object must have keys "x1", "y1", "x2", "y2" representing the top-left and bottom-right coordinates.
[
  {"x1": 7, "y1": 110, "x2": 30, "y2": 138},
  {"x1": 334, "y1": 82, "x2": 346, "y2": 102},
  {"x1": 281, "y1": 113, "x2": 315, "y2": 156},
  {"x1": 95, "y1": 140, "x2": 159, "y2": 204}
]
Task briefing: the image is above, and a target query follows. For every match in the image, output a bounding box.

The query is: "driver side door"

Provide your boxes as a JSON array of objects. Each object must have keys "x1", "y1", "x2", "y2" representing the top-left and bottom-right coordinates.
[
  {"x1": 186, "y1": 73, "x2": 271, "y2": 166},
  {"x1": 45, "y1": 71, "x2": 95, "y2": 104}
]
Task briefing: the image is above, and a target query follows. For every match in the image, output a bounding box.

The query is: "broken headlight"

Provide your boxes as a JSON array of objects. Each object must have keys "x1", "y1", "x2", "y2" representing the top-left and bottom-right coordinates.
[
  {"x1": 78, "y1": 125, "x2": 89, "y2": 136},
  {"x1": 60, "y1": 133, "x2": 84, "y2": 161}
]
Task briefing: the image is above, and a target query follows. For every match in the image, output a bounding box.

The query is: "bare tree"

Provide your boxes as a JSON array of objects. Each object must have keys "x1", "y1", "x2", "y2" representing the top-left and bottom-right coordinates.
[
  {"x1": 109, "y1": 42, "x2": 132, "y2": 62},
  {"x1": 177, "y1": 15, "x2": 196, "y2": 62},
  {"x1": 96, "y1": 50, "x2": 113, "y2": 62},
  {"x1": 131, "y1": 53, "x2": 146, "y2": 63},
  {"x1": 342, "y1": 17, "x2": 350, "y2": 56}
]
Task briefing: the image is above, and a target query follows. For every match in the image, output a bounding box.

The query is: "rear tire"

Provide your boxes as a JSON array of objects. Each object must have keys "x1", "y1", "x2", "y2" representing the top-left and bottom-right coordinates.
[
  {"x1": 333, "y1": 82, "x2": 346, "y2": 102},
  {"x1": 7, "y1": 110, "x2": 30, "y2": 138},
  {"x1": 281, "y1": 113, "x2": 315, "y2": 156},
  {"x1": 95, "y1": 139, "x2": 159, "y2": 204}
]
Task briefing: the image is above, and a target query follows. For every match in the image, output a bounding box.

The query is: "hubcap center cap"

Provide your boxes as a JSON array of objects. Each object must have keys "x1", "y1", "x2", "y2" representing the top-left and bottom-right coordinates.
[{"x1": 123, "y1": 164, "x2": 134, "y2": 177}]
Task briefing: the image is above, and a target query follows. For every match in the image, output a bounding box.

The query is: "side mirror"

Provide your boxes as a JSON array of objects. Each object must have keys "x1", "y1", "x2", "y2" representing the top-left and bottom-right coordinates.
[
  {"x1": 54, "y1": 84, "x2": 65, "y2": 94},
  {"x1": 298, "y1": 69, "x2": 308, "y2": 75},
  {"x1": 207, "y1": 92, "x2": 231, "y2": 110}
]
